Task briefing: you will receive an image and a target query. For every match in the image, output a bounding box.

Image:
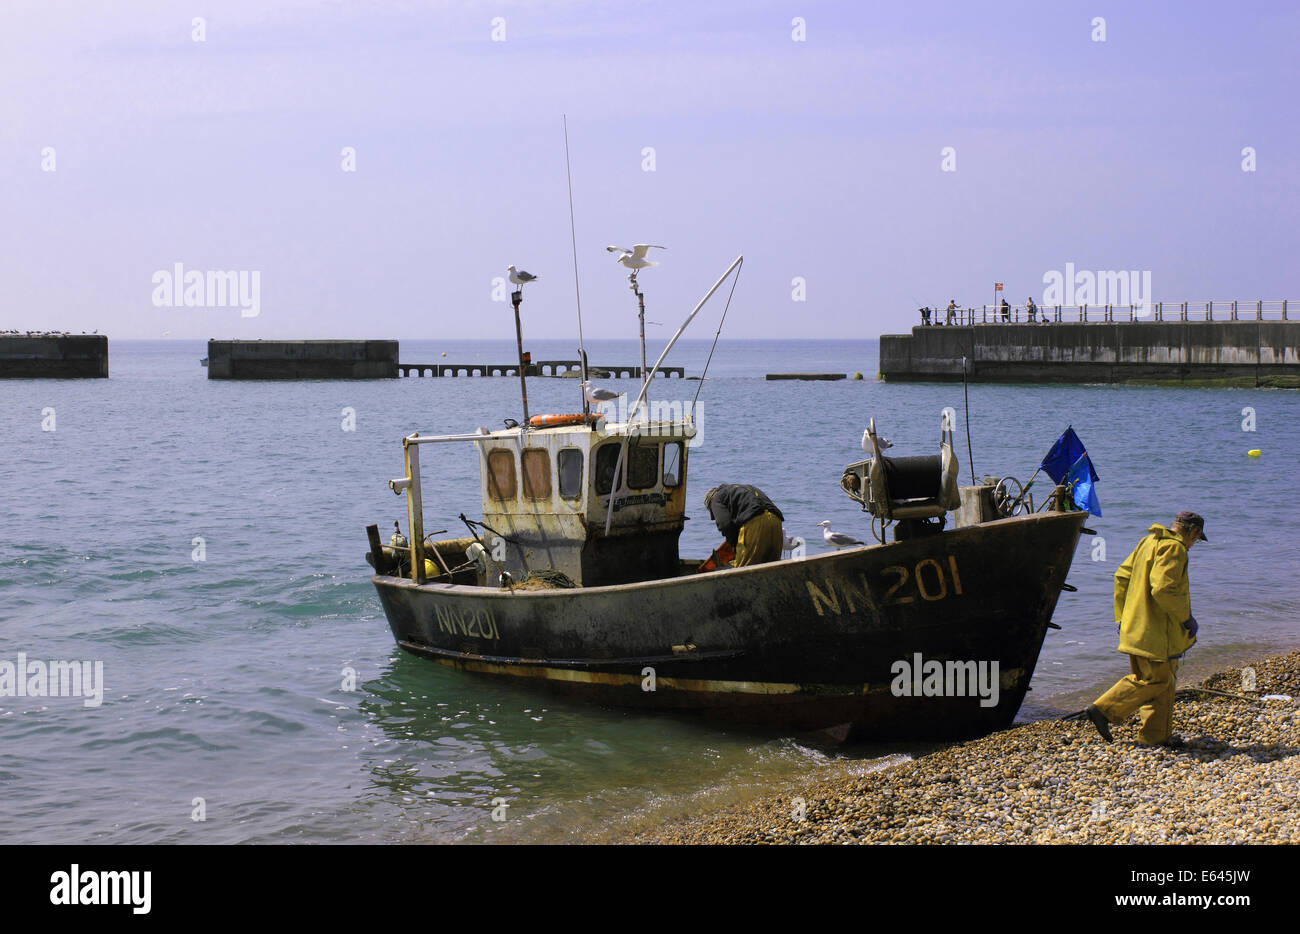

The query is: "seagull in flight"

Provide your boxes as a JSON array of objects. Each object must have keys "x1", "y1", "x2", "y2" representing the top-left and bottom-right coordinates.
[
  {"x1": 818, "y1": 520, "x2": 865, "y2": 549},
  {"x1": 606, "y1": 244, "x2": 666, "y2": 270},
  {"x1": 507, "y1": 265, "x2": 538, "y2": 287}
]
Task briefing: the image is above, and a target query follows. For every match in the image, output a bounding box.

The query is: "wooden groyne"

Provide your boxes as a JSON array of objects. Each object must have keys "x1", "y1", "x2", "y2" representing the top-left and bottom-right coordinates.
[
  {"x1": 880, "y1": 321, "x2": 1300, "y2": 386},
  {"x1": 0, "y1": 335, "x2": 108, "y2": 378},
  {"x1": 207, "y1": 340, "x2": 398, "y2": 379},
  {"x1": 399, "y1": 360, "x2": 684, "y2": 378}
]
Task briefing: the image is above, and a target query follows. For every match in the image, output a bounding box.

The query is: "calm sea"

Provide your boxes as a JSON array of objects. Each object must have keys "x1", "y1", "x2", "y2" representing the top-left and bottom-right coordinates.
[{"x1": 2, "y1": 338, "x2": 1295, "y2": 843}]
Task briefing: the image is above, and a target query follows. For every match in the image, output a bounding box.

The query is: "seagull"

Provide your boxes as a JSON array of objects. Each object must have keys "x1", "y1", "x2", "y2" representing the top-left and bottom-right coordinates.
[
  {"x1": 606, "y1": 244, "x2": 666, "y2": 270},
  {"x1": 862, "y1": 429, "x2": 893, "y2": 453},
  {"x1": 818, "y1": 520, "x2": 865, "y2": 549},
  {"x1": 581, "y1": 379, "x2": 620, "y2": 409},
  {"x1": 507, "y1": 265, "x2": 538, "y2": 287}
]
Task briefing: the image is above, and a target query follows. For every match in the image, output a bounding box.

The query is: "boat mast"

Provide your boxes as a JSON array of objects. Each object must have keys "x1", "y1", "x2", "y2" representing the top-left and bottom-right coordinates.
[
  {"x1": 511, "y1": 290, "x2": 530, "y2": 424},
  {"x1": 562, "y1": 115, "x2": 590, "y2": 417},
  {"x1": 604, "y1": 254, "x2": 743, "y2": 533}
]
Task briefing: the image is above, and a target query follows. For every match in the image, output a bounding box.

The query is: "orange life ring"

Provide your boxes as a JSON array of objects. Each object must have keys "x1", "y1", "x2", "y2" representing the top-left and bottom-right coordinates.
[{"x1": 527, "y1": 412, "x2": 602, "y2": 429}]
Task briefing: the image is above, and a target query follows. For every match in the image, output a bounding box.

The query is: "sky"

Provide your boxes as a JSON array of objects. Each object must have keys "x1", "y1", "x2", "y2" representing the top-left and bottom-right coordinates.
[{"x1": 2, "y1": 0, "x2": 1296, "y2": 340}]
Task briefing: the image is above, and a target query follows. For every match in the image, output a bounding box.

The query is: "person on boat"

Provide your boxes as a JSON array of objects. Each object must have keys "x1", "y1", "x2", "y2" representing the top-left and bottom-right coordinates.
[
  {"x1": 1085, "y1": 511, "x2": 1207, "y2": 748},
  {"x1": 703, "y1": 485, "x2": 785, "y2": 566}
]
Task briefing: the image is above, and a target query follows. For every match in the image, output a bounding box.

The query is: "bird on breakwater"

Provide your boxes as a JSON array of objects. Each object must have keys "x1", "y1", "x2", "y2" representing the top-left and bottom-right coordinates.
[
  {"x1": 606, "y1": 244, "x2": 666, "y2": 270},
  {"x1": 818, "y1": 520, "x2": 864, "y2": 549},
  {"x1": 507, "y1": 265, "x2": 538, "y2": 287}
]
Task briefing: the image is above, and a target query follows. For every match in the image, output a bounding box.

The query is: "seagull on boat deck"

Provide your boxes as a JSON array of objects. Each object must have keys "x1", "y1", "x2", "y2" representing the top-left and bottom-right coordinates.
[
  {"x1": 506, "y1": 265, "x2": 538, "y2": 288},
  {"x1": 606, "y1": 244, "x2": 666, "y2": 270},
  {"x1": 580, "y1": 379, "x2": 620, "y2": 408},
  {"x1": 862, "y1": 429, "x2": 893, "y2": 453},
  {"x1": 818, "y1": 520, "x2": 865, "y2": 549}
]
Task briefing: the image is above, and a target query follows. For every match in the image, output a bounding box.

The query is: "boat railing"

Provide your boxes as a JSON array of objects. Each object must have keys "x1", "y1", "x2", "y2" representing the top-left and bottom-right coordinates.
[{"x1": 390, "y1": 431, "x2": 497, "y2": 584}]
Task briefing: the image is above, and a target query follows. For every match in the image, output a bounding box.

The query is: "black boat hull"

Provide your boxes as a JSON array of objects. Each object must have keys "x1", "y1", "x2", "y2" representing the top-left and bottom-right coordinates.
[{"x1": 372, "y1": 511, "x2": 1086, "y2": 739}]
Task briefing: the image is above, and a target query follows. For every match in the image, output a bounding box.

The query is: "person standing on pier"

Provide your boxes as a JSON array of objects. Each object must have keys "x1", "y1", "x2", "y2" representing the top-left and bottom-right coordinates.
[
  {"x1": 703, "y1": 485, "x2": 785, "y2": 566},
  {"x1": 920, "y1": 306, "x2": 932, "y2": 326},
  {"x1": 946, "y1": 300, "x2": 958, "y2": 325},
  {"x1": 1027, "y1": 297, "x2": 1038, "y2": 322},
  {"x1": 1000, "y1": 297, "x2": 1011, "y2": 322},
  {"x1": 1085, "y1": 512, "x2": 1207, "y2": 747}
]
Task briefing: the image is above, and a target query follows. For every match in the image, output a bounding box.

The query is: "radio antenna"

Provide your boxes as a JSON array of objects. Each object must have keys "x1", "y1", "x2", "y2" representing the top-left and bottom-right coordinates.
[{"x1": 563, "y1": 115, "x2": 589, "y2": 416}]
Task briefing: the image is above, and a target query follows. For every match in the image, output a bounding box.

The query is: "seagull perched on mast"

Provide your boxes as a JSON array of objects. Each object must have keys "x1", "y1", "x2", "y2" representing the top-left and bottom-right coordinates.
[
  {"x1": 506, "y1": 265, "x2": 538, "y2": 288},
  {"x1": 606, "y1": 244, "x2": 666, "y2": 270},
  {"x1": 817, "y1": 520, "x2": 865, "y2": 549}
]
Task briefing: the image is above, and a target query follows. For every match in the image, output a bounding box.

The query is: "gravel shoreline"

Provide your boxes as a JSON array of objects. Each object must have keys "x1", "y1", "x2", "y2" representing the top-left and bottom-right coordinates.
[{"x1": 632, "y1": 652, "x2": 1300, "y2": 844}]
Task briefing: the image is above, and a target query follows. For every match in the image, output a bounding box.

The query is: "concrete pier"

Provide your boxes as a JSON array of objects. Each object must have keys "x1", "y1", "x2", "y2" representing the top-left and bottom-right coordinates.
[
  {"x1": 399, "y1": 360, "x2": 684, "y2": 378},
  {"x1": 766, "y1": 373, "x2": 846, "y2": 381},
  {"x1": 0, "y1": 335, "x2": 108, "y2": 378},
  {"x1": 879, "y1": 322, "x2": 1300, "y2": 387},
  {"x1": 207, "y1": 340, "x2": 398, "y2": 379}
]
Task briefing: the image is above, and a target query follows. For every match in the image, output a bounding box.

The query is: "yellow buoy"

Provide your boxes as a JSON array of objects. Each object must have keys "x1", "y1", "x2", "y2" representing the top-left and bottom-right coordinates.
[{"x1": 1248, "y1": 449, "x2": 1261, "y2": 458}]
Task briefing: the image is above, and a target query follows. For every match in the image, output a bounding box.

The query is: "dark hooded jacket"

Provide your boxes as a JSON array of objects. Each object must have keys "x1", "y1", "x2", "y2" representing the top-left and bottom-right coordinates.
[{"x1": 707, "y1": 484, "x2": 783, "y2": 546}]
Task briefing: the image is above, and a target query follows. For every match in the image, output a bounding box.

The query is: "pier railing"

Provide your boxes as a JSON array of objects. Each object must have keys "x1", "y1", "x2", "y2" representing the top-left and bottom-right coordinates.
[{"x1": 919, "y1": 300, "x2": 1291, "y2": 326}]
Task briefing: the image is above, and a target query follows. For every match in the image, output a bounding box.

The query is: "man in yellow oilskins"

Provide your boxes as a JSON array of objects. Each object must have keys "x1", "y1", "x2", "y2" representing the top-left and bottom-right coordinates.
[
  {"x1": 1085, "y1": 511, "x2": 1207, "y2": 747},
  {"x1": 703, "y1": 485, "x2": 785, "y2": 566}
]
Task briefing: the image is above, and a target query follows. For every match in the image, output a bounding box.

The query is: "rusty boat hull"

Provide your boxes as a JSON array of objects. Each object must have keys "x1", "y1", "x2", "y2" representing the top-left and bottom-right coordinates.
[{"x1": 372, "y1": 511, "x2": 1086, "y2": 740}]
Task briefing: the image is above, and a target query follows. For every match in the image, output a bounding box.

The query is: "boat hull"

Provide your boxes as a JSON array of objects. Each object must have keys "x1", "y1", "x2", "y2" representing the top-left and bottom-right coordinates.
[{"x1": 372, "y1": 511, "x2": 1086, "y2": 739}]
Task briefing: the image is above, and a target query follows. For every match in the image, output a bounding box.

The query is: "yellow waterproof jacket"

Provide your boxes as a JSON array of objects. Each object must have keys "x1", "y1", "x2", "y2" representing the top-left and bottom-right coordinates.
[{"x1": 1113, "y1": 524, "x2": 1195, "y2": 661}]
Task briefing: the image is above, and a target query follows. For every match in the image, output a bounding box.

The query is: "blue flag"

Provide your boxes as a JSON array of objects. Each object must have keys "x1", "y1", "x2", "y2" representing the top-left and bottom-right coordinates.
[
  {"x1": 1065, "y1": 454, "x2": 1102, "y2": 516},
  {"x1": 1041, "y1": 426, "x2": 1100, "y2": 484}
]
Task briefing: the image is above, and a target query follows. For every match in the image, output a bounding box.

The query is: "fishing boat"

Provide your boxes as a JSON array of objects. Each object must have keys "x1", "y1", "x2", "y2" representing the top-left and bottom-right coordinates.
[{"x1": 365, "y1": 255, "x2": 1088, "y2": 741}]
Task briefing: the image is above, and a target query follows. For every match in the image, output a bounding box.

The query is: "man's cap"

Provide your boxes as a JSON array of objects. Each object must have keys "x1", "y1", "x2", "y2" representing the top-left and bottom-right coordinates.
[
  {"x1": 1174, "y1": 511, "x2": 1208, "y2": 541},
  {"x1": 703, "y1": 487, "x2": 719, "y2": 510}
]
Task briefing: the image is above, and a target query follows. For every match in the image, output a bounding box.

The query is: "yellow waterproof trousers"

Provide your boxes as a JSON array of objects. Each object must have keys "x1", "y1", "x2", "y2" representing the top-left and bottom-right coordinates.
[
  {"x1": 734, "y1": 511, "x2": 783, "y2": 566},
  {"x1": 1094, "y1": 655, "x2": 1179, "y2": 745}
]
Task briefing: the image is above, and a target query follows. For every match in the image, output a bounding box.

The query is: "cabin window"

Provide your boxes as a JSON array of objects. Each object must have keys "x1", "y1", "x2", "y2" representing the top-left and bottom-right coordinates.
[
  {"x1": 558, "y1": 449, "x2": 584, "y2": 500},
  {"x1": 521, "y1": 449, "x2": 552, "y2": 500},
  {"x1": 487, "y1": 449, "x2": 517, "y2": 501},
  {"x1": 594, "y1": 444, "x2": 621, "y2": 495},
  {"x1": 627, "y1": 442, "x2": 659, "y2": 490},
  {"x1": 663, "y1": 442, "x2": 683, "y2": 488}
]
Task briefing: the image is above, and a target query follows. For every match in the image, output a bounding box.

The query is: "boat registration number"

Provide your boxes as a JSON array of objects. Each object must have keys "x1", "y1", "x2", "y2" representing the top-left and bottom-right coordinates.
[{"x1": 806, "y1": 556, "x2": 963, "y2": 617}]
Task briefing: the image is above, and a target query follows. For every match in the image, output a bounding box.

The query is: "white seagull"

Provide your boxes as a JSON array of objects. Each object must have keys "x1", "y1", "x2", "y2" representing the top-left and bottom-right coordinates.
[
  {"x1": 580, "y1": 379, "x2": 620, "y2": 407},
  {"x1": 507, "y1": 265, "x2": 538, "y2": 287},
  {"x1": 861, "y1": 429, "x2": 893, "y2": 453},
  {"x1": 818, "y1": 520, "x2": 865, "y2": 549},
  {"x1": 606, "y1": 244, "x2": 666, "y2": 270}
]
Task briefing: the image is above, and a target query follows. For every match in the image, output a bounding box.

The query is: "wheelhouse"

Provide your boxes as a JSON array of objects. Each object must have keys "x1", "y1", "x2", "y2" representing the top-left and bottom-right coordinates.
[{"x1": 390, "y1": 417, "x2": 696, "y2": 588}]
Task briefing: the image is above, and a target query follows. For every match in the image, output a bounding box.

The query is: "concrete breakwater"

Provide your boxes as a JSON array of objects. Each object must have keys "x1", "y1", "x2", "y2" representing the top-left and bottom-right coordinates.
[
  {"x1": 207, "y1": 340, "x2": 398, "y2": 379},
  {"x1": 399, "y1": 360, "x2": 685, "y2": 378},
  {"x1": 880, "y1": 322, "x2": 1300, "y2": 387},
  {"x1": 0, "y1": 335, "x2": 108, "y2": 378}
]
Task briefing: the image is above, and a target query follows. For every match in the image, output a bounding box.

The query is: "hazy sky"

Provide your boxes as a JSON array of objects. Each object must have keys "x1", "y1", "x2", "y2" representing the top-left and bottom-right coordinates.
[{"x1": 3, "y1": 0, "x2": 1296, "y2": 340}]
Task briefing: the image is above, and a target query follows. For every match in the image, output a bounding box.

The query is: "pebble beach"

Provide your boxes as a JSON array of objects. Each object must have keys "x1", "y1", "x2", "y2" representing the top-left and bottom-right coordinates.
[{"x1": 632, "y1": 652, "x2": 1300, "y2": 845}]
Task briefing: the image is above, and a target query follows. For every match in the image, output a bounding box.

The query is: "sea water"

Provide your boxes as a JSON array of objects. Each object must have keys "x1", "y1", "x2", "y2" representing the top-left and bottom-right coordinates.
[{"x1": 1, "y1": 339, "x2": 1295, "y2": 843}]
